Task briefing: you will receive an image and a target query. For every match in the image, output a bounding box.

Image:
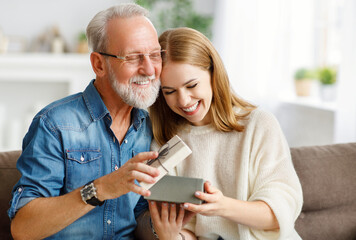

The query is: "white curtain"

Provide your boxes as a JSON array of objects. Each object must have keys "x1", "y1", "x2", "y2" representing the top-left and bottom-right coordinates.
[
  {"x1": 212, "y1": 0, "x2": 294, "y2": 104},
  {"x1": 213, "y1": 0, "x2": 356, "y2": 144},
  {"x1": 335, "y1": 0, "x2": 356, "y2": 143}
]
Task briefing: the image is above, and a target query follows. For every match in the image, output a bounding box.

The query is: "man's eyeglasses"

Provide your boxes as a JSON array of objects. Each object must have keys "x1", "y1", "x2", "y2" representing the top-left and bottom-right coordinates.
[{"x1": 98, "y1": 50, "x2": 166, "y2": 66}]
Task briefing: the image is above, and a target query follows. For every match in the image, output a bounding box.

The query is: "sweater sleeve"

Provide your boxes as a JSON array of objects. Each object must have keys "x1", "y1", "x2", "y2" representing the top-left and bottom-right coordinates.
[{"x1": 246, "y1": 110, "x2": 303, "y2": 239}]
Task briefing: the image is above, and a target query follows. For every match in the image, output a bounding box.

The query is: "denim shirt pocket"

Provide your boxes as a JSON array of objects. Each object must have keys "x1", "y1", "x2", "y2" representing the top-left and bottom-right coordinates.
[{"x1": 65, "y1": 149, "x2": 102, "y2": 191}]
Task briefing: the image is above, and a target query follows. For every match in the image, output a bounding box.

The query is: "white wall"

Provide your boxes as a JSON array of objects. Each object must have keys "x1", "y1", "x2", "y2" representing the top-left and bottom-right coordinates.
[
  {"x1": 0, "y1": 0, "x2": 215, "y2": 52},
  {"x1": 0, "y1": 0, "x2": 131, "y2": 52}
]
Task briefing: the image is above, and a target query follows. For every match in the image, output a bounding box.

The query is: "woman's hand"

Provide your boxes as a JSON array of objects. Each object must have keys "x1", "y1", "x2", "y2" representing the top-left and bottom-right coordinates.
[
  {"x1": 183, "y1": 181, "x2": 279, "y2": 230},
  {"x1": 183, "y1": 181, "x2": 228, "y2": 217},
  {"x1": 149, "y1": 201, "x2": 185, "y2": 240}
]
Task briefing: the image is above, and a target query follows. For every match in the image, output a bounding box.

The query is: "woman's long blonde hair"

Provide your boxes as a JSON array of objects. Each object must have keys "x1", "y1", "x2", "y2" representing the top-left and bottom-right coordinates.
[{"x1": 150, "y1": 27, "x2": 255, "y2": 145}]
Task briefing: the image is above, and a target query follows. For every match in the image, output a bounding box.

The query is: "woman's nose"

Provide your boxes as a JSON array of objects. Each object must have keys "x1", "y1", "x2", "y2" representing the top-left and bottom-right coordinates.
[{"x1": 178, "y1": 90, "x2": 191, "y2": 107}]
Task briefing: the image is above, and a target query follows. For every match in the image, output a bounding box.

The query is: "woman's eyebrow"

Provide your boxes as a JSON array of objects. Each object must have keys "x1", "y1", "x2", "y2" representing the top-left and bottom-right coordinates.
[{"x1": 161, "y1": 78, "x2": 197, "y2": 90}]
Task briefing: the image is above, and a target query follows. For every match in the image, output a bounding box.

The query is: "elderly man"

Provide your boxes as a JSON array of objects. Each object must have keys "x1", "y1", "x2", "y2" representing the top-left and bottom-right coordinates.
[{"x1": 9, "y1": 3, "x2": 162, "y2": 239}]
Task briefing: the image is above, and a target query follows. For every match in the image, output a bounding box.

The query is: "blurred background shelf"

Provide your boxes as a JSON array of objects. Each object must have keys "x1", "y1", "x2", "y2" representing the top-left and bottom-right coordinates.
[
  {"x1": 0, "y1": 53, "x2": 94, "y2": 151},
  {"x1": 0, "y1": 53, "x2": 92, "y2": 92}
]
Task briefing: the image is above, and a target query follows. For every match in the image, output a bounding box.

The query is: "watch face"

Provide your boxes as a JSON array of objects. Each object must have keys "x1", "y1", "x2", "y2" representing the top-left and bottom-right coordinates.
[
  {"x1": 81, "y1": 182, "x2": 105, "y2": 206},
  {"x1": 82, "y1": 183, "x2": 95, "y2": 201}
]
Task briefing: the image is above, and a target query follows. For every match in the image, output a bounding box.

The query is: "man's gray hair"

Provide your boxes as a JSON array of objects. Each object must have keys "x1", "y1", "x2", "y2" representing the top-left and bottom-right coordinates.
[{"x1": 86, "y1": 3, "x2": 149, "y2": 52}]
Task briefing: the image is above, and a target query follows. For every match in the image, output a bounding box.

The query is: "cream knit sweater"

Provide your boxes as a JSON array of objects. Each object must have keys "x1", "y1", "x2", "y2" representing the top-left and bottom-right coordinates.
[{"x1": 152, "y1": 108, "x2": 303, "y2": 240}]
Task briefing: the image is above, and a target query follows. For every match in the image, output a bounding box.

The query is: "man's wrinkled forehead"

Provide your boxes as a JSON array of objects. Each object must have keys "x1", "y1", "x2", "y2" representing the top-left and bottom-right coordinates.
[{"x1": 106, "y1": 16, "x2": 160, "y2": 53}]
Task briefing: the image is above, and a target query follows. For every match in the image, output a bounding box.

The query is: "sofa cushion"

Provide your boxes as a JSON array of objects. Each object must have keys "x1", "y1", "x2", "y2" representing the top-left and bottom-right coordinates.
[
  {"x1": 291, "y1": 143, "x2": 356, "y2": 240},
  {"x1": 1, "y1": 143, "x2": 356, "y2": 239},
  {"x1": 0, "y1": 150, "x2": 21, "y2": 239}
]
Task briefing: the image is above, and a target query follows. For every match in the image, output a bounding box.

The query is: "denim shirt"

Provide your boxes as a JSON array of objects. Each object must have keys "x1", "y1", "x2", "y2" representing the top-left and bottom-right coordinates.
[{"x1": 8, "y1": 80, "x2": 152, "y2": 239}]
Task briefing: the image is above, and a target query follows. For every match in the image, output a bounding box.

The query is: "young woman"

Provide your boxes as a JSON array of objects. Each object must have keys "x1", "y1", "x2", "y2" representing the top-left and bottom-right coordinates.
[{"x1": 148, "y1": 27, "x2": 303, "y2": 240}]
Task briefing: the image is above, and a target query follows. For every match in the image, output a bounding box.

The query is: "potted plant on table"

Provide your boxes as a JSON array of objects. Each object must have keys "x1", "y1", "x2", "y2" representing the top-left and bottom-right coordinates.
[
  {"x1": 294, "y1": 68, "x2": 315, "y2": 97},
  {"x1": 77, "y1": 32, "x2": 89, "y2": 54},
  {"x1": 135, "y1": 0, "x2": 213, "y2": 39},
  {"x1": 318, "y1": 66, "x2": 337, "y2": 101}
]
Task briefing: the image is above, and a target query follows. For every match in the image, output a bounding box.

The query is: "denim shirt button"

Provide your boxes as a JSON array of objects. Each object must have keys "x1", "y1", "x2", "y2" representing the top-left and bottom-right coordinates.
[
  {"x1": 124, "y1": 139, "x2": 128, "y2": 144},
  {"x1": 18, "y1": 188, "x2": 22, "y2": 192},
  {"x1": 107, "y1": 220, "x2": 111, "y2": 225},
  {"x1": 80, "y1": 155, "x2": 84, "y2": 162},
  {"x1": 114, "y1": 165, "x2": 119, "y2": 171}
]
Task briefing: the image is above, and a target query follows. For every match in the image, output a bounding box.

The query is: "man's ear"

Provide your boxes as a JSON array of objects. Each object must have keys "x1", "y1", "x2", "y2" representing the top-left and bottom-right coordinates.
[{"x1": 90, "y1": 52, "x2": 107, "y2": 78}]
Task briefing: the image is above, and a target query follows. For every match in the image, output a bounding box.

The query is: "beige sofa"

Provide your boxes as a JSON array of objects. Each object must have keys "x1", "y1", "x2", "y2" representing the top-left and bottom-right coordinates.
[{"x1": 1, "y1": 143, "x2": 356, "y2": 239}]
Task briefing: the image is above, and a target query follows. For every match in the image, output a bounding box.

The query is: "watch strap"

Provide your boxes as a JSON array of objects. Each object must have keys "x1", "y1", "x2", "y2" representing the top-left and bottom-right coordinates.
[{"x1": 87, "y1": 195, "x2": 105, "y2": 206}]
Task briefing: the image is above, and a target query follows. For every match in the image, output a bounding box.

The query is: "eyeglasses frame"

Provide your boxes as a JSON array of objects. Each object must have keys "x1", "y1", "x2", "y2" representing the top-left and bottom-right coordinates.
[{"x1": 98, "y1": 50, "x2": 166, "y2": 64}]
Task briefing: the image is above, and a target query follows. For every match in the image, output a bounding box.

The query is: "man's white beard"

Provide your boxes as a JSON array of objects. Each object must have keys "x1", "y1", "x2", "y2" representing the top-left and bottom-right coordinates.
[{"x1": 108, "y1": 64, "x2": 160, "y2": 109}]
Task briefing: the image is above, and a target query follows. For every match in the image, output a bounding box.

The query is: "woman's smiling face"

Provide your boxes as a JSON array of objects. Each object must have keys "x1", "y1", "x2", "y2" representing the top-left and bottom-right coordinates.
[{"x1": 160, "y1": 62, "x2": 213, "y2": 126}]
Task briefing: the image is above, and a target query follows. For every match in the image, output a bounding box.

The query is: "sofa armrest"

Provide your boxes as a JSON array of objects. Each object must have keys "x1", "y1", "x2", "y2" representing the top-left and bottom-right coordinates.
[{"x1": 0, "y1": 150, "x2": 22, "y2": 239}]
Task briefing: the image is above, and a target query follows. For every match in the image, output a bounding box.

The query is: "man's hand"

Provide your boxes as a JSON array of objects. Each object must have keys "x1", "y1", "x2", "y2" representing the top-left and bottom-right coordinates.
[{"x1": 95, "y1": 151, "x2": 160, "y2": 200}]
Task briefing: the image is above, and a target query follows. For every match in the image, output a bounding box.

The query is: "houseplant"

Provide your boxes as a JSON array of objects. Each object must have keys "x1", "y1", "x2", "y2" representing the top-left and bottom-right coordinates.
[
  {"x1": 294, "y1": 68, "x2": 315, "y2": 97},
  {"x1": 135, "y1": 0, "x2": 213, "y2": 39},
  {"x1": 318, "y1": 67, "x2": 337, "y2": 85},
  {"x1": 318, "y1": 66, "x2": 337, "y2": 101},
  {"x1": 76, "y1": 32, "x2": 89, "y2": 54}
]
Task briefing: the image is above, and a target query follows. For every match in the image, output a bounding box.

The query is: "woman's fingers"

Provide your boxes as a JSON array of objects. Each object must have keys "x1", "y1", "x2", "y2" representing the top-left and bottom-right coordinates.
[
  {"x1": 193, "y1": 181, "x2": 223, "y2": 203},
  {"x1": 149, "y1": 201, "x2": 185, "y2": 240},
  {"x1": 161, "y1": 202, "x2": 169, "y2": 221},
  {"x1": 169, "y1": 203, "x2": 177, "y2": 222},
  {"x1": 182, "y1": 182, "x2": 226, "y2": 217},
  {"x1": 148, "y1": 201, "x2": 160, "y2": 222},
  {"x1": 183, "y1": 202, "x2": 205, "y2": 214},
  {"x1": 177, "y1": 204, "x2": 185, "y2": 224},
  {"x1": 150, "y1": 201, "x2": 185, "y2": 224},
  {"x1": 204, "y1": 181, "x2": 219, "y2": 194}
]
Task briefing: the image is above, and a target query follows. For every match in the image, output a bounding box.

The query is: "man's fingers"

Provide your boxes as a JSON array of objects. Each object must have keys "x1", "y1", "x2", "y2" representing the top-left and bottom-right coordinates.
[
  {"x1": 127, "y1": 169, "x2": 157, "y2": 184},
  {"x1": 131, "y1": 151, "x2": 159, "y2": 163},
  {"x1": 135, "y1": 162, "x2": 160, "y2": 178},
  {"x1": 129, "y1": 181, "x2": 151, "y2": 196},
  {"x1": 128, "y1": 152, "x2": 160, "y2": 177}
]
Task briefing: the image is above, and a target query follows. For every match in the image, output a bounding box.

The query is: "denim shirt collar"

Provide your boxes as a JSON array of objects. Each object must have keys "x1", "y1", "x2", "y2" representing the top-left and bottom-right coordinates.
[
  {"x1": 131, "y1": 108, "x2": 147, "y2": 130},
  {"x1": 83, "y1": 79, "x2": 147, "y2": 130}
]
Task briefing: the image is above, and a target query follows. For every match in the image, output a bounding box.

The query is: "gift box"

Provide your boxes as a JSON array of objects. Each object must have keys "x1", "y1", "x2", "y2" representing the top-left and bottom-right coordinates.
[
  {"x1": 145, "y1": 175, "x2": 204, "y2": 204},
  {"x1": 140, "y1": 135, "x2": 192, "y2": 190}
]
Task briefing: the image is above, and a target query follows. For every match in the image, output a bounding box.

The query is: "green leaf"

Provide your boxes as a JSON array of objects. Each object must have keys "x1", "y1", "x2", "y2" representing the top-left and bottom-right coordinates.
[
  {"x1": 294, "y1": 68, "x2": 315, "y2": 80},
  {"x1": 318, "y1": 67, "x2": 337, "y2": 85}
]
